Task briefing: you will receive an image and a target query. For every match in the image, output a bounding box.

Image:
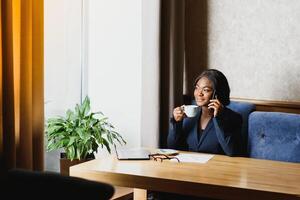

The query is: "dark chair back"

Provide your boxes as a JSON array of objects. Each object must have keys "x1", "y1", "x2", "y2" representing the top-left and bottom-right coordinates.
[{"x1": 2, "y1": 168, "x2": 114, "y2": 199}]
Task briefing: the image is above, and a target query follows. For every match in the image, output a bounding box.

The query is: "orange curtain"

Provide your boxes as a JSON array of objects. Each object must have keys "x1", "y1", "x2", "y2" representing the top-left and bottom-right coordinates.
[{"x1": 0, "y1": 0, "x2": 44, "y2": 171}]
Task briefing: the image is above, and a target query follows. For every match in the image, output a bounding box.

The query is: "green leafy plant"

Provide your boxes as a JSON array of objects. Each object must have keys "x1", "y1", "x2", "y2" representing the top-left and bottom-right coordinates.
[{"x1": 46, "y1": 96, "x2": 126, "y2": 160}]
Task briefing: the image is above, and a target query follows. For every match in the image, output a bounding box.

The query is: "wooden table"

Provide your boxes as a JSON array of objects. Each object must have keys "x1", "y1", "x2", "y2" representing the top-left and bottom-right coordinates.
[{"x1": 70, "y1": 150, "x2": 300, "y2": 200}]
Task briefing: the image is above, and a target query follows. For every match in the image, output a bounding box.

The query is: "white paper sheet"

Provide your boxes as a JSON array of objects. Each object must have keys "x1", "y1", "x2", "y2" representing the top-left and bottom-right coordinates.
[{"x1": 175, "y1": 153, "x2": 214, "y2": 164}]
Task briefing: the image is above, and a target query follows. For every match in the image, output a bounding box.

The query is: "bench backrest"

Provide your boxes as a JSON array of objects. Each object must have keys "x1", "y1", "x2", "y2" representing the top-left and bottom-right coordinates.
[
  {"x1": 248, "y1": 111, "x2": 300, "y2": 163},
  {"x1": 228, "y1": 101, "x2": 256, "y2": 156}
]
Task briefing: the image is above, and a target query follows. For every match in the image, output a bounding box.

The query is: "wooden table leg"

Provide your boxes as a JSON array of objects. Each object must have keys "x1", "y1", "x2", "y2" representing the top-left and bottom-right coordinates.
[{"x1": 133, "y1": 188, "x2": 147, "y2": 200}]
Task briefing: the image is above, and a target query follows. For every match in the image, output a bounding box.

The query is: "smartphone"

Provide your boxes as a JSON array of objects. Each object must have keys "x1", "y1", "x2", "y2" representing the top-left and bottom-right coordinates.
[
  {"x1": 211, "y1": 90, "x2": 217, "y2": 100},
  {"x1": 209, "y1": 90, "x2": 216, "y2": 111}
]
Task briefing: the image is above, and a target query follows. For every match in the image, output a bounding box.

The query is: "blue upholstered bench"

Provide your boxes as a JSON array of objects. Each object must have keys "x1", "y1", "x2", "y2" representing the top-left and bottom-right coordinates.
[
  {"x1": 248, "y1": 111, "x2": 300, "y2": 163},
  {"x1": 228, "y1": 101, "x2": 256, "y2": 156},
  {"x1": 191, "y1": 98, "x2": 300, "y2": 163}
]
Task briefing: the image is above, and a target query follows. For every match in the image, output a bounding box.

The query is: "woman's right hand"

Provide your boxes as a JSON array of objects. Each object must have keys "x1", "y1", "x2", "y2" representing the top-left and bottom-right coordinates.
[{"x1": 173, "y1": 106, "x2": 185, "y2": 122}]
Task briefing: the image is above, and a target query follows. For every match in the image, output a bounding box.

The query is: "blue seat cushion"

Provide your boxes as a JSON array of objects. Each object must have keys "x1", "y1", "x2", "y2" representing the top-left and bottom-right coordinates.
[
  {"x1": 248, "y1": 111, "x2": 300, "y2": 163},
  {"x1": 227, "y1": 101, "x2": 256, "y2": 156}
]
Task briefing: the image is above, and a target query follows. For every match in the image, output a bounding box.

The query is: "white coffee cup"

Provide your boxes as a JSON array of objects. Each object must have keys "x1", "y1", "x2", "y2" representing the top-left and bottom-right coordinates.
[{"x1": 183, "y1": 105, "x2": 199, "y2": 117}]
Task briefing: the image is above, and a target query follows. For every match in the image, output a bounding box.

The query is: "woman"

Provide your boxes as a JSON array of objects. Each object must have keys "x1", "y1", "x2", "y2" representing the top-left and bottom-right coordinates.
[{"x1": 168, "y1": 69, "x2": 242, "y2": 156}]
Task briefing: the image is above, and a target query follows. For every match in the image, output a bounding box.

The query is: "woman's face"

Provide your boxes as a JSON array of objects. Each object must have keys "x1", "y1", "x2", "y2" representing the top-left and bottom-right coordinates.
[{"x1": 194, "y1": 77, "x2": 214, "y2": 107}]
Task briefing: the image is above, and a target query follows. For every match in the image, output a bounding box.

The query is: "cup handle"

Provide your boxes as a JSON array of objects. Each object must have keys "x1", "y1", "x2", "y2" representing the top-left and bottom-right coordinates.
[{"x1": 181, "y1": 105, "x2": 185, "y2": 112}]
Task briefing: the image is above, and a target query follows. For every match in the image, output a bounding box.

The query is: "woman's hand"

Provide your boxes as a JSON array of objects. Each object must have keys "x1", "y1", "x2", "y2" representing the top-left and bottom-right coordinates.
[
  {"x1": 208, "y1": 99, "x2": 223, "y2": 117},
  {"x1": 173, "y1": 106, "x2": 185, "y2": 122}
]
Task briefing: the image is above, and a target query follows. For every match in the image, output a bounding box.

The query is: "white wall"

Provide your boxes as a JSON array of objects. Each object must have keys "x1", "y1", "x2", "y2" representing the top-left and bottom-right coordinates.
[
  {"x1": 141, "y1": 0, "x2": 160, "y2": 148},
  {"x1": 87, "y1": 0, "x2": 160, "y2": 152},
  {"x1": 87, "y1": 0, "x2": 142, "y2": 149},
  {"x1": 208, "y1": 0, "x2": 300, "y2": 101},
  {"x1": 44, "y1": 0, "x2": 83, "y2": 171},
  {"x1": 88, "y1": 0, "x2": 142, "y2": 146}
]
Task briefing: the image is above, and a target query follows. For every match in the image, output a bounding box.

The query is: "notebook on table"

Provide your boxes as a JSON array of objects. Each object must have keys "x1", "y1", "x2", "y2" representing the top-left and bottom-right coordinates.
[{"x1": 115, "y1": 147, "x2": 150, "y2": 160}]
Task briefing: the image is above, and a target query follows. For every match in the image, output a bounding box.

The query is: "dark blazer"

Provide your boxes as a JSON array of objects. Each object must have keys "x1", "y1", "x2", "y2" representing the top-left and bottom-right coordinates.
[{"x1": 167, "y1": 107, "x2": 242, "y2": 156}]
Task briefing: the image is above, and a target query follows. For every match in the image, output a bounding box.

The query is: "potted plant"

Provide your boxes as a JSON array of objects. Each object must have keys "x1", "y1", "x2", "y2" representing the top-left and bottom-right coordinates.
[{"x1": 46, "y1": 96, "x2": 126, "y2": 175}]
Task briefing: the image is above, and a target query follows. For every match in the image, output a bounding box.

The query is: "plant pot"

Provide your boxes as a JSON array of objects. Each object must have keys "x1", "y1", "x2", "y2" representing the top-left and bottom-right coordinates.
[{"x1": 60, "y1": 153, "x2": 95, "y2": 176}]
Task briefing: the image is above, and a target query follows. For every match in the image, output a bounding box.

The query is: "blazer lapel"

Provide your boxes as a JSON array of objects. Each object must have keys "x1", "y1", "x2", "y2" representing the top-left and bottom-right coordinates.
[
  {"x1": 198, "y1": 118, "x2": 214, "y2": 148},
  {"x1": 190, "y1": 111, "x2": 201, "y2": 149}
]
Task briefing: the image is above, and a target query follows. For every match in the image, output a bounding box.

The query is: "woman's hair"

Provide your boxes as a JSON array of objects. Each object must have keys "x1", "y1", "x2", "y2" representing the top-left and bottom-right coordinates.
[{"x1": 193, "y1": 69, "x2": 230, "y2": 106}]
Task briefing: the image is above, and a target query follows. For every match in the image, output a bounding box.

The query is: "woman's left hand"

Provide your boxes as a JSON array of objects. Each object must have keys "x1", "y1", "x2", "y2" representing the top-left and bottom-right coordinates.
[{"x1": 208, "y1": 99, "x2": 223, "y2": 117}]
